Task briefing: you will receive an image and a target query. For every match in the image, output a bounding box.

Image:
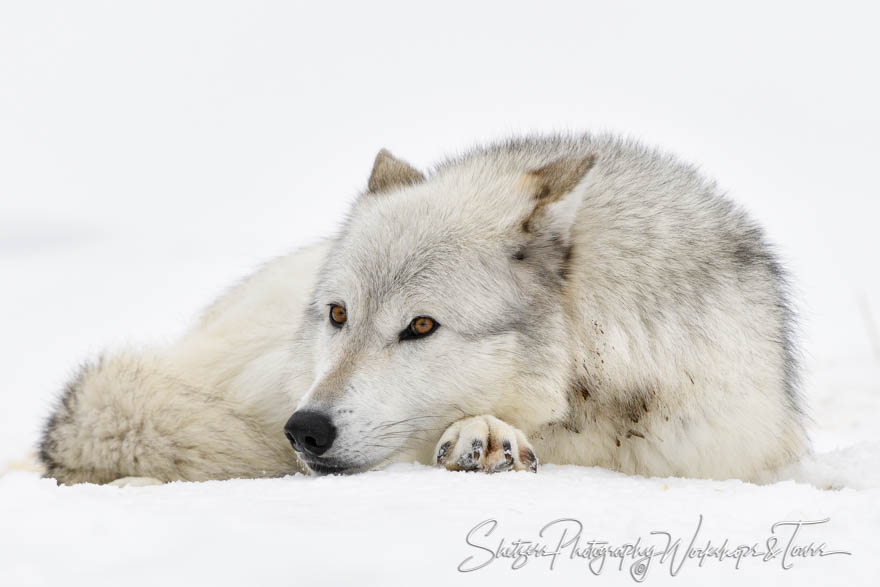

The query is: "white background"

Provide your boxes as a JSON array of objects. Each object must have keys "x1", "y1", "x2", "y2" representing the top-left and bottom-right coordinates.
[{"x1": 1, "y1": 2, "x2": 878, "y2": 585}]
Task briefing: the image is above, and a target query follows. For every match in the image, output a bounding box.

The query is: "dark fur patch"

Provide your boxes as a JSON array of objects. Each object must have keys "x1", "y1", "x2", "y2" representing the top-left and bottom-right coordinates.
[
  {"x1": 558, "y1": 245, "x2": 574, "y2": 279},
  {"x1": 38, "y1": 362, "x2": 92, "y2": 479},
  {"x1": 574, "y1": 380, "x2": 593, "y2": 400},
  {"x1": 37, "y1": 418, "x2": 60, "y2": 476},
  {"x1": 613, "y1": 391, "x2": 651, "y2": 425},
  {"x1": 562, "y1": 245, "x2": 573, "y2": 265}
]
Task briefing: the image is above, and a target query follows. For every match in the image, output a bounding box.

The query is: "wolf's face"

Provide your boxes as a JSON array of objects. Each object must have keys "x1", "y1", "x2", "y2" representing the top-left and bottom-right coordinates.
[{"x1": 285, "y1": 148, "x2": 594, "y2": 474}]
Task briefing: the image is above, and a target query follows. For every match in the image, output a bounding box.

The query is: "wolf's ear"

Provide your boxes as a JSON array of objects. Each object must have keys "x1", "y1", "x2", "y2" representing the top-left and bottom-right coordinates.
[
  {"x1": 520, "y1": 154, "x2": 595, "y2": 237},
  {"x1": 514, "y1": 155, "x2": 595, "y2": 281},
  {"x1": 366, "y1": 149, "x2": 425, "y2": 194}
]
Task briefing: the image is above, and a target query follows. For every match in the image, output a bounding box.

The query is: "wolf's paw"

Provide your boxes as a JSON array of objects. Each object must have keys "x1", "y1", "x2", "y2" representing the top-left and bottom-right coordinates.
[
  {"x1": 435, "y1": 415, "x2": 537, "y2": 473},
  {"x1": 108, "y1": 476, "x2": 164, "y2": 487}
]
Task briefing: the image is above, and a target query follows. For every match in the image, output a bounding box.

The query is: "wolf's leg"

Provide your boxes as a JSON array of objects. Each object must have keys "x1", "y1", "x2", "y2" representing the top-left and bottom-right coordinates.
[{"x1": 434, "y1": 415, "x2": 538, "y2": 473}]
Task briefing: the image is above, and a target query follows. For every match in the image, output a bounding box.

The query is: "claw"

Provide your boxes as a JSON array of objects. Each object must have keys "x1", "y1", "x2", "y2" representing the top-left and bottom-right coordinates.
[
  {"x1": 436, "y1": 440, "x2": 452, "y2": 464},
  {"x1": 456, "y1": 439, "x2": 484, "y2": 471},
  {"x1": 435, "y1": 416, "x2": 538, "y2": 474},
  {"x1": 520, "y1": 447, "x2": 538, "y2": 473},
  {"x1": 471, "y1": 439, "x2": 483, "y2": 461},
  {"x1": 491, "y1": 458, "x2": 514, "y2": 473}
]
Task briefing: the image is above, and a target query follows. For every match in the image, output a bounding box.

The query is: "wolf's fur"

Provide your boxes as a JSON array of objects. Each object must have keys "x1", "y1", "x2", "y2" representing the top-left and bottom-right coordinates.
[{"x1": 39, "y1": 133, "x2": 808, "y2": 484}]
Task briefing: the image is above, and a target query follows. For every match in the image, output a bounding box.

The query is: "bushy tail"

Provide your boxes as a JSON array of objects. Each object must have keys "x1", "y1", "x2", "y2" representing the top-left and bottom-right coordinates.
[{"x1": 38, "y1": 351, "x2": 298, "y2": 485}]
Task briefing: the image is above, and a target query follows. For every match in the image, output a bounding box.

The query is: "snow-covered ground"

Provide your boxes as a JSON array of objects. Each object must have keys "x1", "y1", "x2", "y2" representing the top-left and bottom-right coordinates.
[{"x1": 1, "y1": 1, "x2": 878, "y2": 585}]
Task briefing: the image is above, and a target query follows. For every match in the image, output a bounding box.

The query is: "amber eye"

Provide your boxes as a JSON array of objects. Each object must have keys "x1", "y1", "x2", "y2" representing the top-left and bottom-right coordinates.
[
  {"x1": 329, "y1": 304, "x2": 347, "y2": 327},
  {"x1": 400, "y1": 316, "x2": 439, "y2": 341},
  {"x1": 411, "y1": 317, "x2": 434, "y2": 335}
]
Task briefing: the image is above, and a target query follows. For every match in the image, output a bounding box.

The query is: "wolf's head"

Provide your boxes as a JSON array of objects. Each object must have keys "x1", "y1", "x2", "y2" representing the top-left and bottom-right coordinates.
[{"x1": 285, "y1": 144, "x2": 595, "y2": 474}]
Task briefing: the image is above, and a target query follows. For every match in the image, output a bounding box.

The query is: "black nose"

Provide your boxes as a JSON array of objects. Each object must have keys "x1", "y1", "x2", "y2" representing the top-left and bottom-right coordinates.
[{"x1": 284, "y1": 410, "x2": 336, "y2": 456}]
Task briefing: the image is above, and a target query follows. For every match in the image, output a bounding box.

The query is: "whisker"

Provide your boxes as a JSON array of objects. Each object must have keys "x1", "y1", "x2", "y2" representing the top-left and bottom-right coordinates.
[{"x1": 375, "y1": 414, "x2": 448, "y2": 431}]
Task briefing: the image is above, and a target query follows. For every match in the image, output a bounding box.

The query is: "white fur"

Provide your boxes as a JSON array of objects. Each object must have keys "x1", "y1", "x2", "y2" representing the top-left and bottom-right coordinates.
[{"x1": 39, "y1": 134, "x2": 808, "y2": 484}]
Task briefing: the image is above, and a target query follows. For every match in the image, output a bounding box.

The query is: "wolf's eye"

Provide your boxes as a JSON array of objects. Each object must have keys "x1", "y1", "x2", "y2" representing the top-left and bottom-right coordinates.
[
  {"x1": 400, "y1": 316, "x2": 439, "y2": 341},
  {"x1": 329, "y1": 304, "x2": 347, "y2": 327}
]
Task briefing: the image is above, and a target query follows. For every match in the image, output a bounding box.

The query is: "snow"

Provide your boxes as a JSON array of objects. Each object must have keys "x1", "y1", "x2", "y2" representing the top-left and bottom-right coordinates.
[
  {"x1": 1, "y1": 1, "x2": 878, "y2": 585},
  {"x1": 0, "y1": 463, "x2": 875, "y2": 586}
]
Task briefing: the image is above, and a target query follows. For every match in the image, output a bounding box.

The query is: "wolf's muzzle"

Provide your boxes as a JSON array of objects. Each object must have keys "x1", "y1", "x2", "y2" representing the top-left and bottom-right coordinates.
[{"x1": 284, "y1": 410, "x2": 336, "y2": 456}]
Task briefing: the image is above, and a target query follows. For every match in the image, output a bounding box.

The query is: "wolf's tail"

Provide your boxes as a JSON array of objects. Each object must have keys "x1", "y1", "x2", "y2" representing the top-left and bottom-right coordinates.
[
  {"x1": 37, "y1": 352, "x2": 189, "y2": 484},
  {"x1": 37, "y1": 350, "x2": 298, "y2": 485}
]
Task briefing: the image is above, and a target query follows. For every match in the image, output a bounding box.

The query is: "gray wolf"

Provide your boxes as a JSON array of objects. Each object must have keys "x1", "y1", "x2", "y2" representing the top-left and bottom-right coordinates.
[{"x1": 38, "y1": 133, "x2": 808, "y2": 485}]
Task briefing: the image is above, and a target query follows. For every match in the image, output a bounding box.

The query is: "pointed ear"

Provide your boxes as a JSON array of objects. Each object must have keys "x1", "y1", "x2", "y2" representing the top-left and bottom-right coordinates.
[
  {"x1": 520, "y1": 154, "x2": 595, "y2": 236},
  {"x1": 366, "y1": 149, "x2": 425, "y2": 194},
  {"x1": 513, "y1": 155, "x2": 595, "y2": 283}
]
